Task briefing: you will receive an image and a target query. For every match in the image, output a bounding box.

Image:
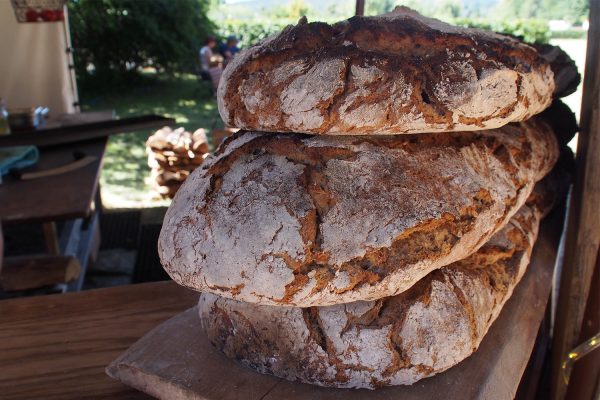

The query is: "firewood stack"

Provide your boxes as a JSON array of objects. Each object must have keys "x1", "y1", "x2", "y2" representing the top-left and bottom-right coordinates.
[{"x1": 146, "y1": 127, "x2": 209, "y2": 199}]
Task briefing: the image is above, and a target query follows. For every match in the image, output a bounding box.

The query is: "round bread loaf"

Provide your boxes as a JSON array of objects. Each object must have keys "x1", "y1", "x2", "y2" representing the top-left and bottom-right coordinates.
[
  {"x1": 217, "y1": 7, "x2": 555, "y2": 135},
  {"x1": 199, "y1": 195, "x2": 547, "y2": 388},
  {"x1": 158, "y1": 117, "x2": 558, "y2": 306}
]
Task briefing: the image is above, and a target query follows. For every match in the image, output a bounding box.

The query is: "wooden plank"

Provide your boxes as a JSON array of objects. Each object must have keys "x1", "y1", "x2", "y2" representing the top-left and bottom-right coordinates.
[
  {"x1": 88, "y1": 215, "x2": 102, "y2": 265},
  {"x1": 0, "y1": 255, "x2": 80, "y2": 291},
  {"x1": 515, "y1": 309, "x2": 551, "y2": 400},
  {"x1": 0, "y1": 281, "x2": 198, "y2": 400},
  {"x1": 0, "y1": 138, "x2": 106, "y2": 224},
  {"x1": 0, "y1": 114, "x2": 175, "y2": 148},
  {"x1": 42, "y1": 222, "x2": 60, "y2": 255},
  {"x1": 107, "y1": 308, "x2": 281, "y2": 400},
  {"x1": 106, "y1": 210, "x2": 564, "y2": 400},
  {"x1": 65, "y1": 212, "x2": 100, "y2": 292},
  {"x1": 551, "y1": 1, "x2": 600, "y2": 398},
  {"x1": 565, "y1": 252, "x2": 600, "y2": 400},
  {"x1": 18, "y1": 156, "x2": 97, "y2": 180}
]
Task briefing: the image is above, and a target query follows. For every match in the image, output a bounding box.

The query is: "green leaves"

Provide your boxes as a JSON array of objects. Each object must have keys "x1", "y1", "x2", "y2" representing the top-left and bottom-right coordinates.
[
  {"x1": 454, "y1": 17, "x2": 551, "y2": 43},
  {"x1": 68, "y1": 0, "x2": 215, "y2": 88}
]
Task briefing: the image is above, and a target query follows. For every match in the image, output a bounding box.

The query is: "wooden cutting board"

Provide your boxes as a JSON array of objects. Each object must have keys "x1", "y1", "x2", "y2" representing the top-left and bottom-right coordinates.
[{"x1": 106, "y1": 209, "x2": 563, "y2": 400}]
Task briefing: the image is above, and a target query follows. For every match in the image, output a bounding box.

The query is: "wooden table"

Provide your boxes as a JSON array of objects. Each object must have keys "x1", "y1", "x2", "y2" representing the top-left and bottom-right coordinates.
[
  {"x1": 0, "y1": 281, "x2": 198, "y2": 399},
  {"x1": 0, "y1": 112, "x2": 175, "y2": 148},
  {"x1": 0, "y1": 113, "x2": 112, "y2": 291},
  {"x1": 0, "y1": 137, "x2": 107, "y2": 291},
  {"x1": 0, "y1": 111, "x2": 175, "y2": 291},
  {"x1": 0, "y1": 137, "x2": 106, "y2": 224}
]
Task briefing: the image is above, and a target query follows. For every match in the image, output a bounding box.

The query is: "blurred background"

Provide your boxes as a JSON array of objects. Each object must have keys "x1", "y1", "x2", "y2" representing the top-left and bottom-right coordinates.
[{"x1": 66, "y1": 0, "x2": 587, "y2": 208}]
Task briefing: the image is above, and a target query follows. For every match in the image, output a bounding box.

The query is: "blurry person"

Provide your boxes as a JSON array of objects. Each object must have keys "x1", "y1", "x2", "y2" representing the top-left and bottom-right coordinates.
[
  {"x1": 220, "y1": 35, "x2": 240, "y2": 65},
  {"x1": 199, "y1": 36, "x2": 223, "y2": 93}
]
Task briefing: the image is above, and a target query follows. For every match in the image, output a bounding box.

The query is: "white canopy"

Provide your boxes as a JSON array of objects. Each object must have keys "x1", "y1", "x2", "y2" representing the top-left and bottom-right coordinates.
[{"x1": 0, "y1": 1, "x2": 77, "y2": 115}]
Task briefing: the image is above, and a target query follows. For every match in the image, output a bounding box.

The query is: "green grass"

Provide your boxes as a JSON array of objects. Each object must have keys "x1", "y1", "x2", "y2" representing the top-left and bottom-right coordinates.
[{"x1": 80, "y1": 73, "x2": 222, "y2": 208}]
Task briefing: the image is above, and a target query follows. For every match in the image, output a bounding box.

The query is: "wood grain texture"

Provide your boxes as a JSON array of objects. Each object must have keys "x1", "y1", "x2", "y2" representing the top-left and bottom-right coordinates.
[
  {"x1": 0, "y1": 138, "x2": 106, "y2": 224},
  {"x1": 0, "y1": 281, "x2": 198, "y2": 400},
  {"x1": 0, "y1": 255, "x2": 80, "y2": 291},
  {"x1": 564, "y1": 250, "x2": 600, "y2": 400},
  {"x1": 108, "y1": 210, "x2": 564, "y2": 400},
  {"x1": 551, "y1": 2, "x2": 600, "y2": 398},
  {"x1": 42, "y1": 222, "x2": 61, "y2": 254},
  {"x1": 0, "y1": 113, "x2": 175, "y2": 148}
]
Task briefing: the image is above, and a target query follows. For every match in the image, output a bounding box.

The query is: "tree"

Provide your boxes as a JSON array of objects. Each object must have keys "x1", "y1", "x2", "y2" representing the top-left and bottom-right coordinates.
[
  {"x1": 68, "y1": 0, "x2": 215, "y2": 86},
  {"x1": 272, "y1": 0, "x2": 312, "y2": 19},
  {"x1": 366, "y1": 0, "x2": 397, "y2": 15},
  {"x1": 495, "y1": 0, "x2": 589, "y2": 22},
  {"x1": 436, "y1": 0, "x2": 464, "y2": 18}
]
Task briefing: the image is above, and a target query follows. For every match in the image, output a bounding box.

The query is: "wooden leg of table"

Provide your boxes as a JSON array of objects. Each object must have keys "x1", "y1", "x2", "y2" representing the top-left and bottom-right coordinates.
[
  {"x1": 0, "y1": 222, "x2": 3, "y2": 274},
  {"x1": 95, "y1": 183, "x2": 104, "y2": 216},
  {"x1": 42, "y1": 222, "x2": 60, "y2": 255},
  {"x1": 88, "y1": 219, "x2": 101, "y2": 265},
  {"x1": 89, "y1": 184, "x2": 103, "y2": 265},
  {"x1": 61, "y1": 212, "x2": 101, "y2": 292}
]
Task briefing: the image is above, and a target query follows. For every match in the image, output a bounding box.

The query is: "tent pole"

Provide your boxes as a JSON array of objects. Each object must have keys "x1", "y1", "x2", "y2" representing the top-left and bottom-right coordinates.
[
  {"x1": 355, "y1": 0, "x2": 364, "y2": 16},
  {"x1": 551, "y1": 0, "x2": 600, "y2": 398}
]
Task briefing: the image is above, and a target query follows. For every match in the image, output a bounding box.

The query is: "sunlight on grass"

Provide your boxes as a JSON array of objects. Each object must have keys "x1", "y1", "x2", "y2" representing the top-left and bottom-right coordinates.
[
  {"x1": 178, "y1": 99, "x2": 197, "y2": 107},
  {"x1": 81, "y1": 73, "x2": 222, "y2": 209},
  {"x1": 170, "y1": 114, "x2": 190, "y2": 124}
]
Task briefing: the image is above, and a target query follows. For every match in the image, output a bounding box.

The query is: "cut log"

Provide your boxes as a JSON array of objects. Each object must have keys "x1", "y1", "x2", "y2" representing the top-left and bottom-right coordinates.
[{"x1": 0, "y1": 255, "x2": 81, "y2": 291}]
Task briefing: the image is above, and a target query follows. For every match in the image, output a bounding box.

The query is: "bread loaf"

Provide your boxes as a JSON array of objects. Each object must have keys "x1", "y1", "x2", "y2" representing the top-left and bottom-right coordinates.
[
  {"x1": 159, "y1": 116, "x2": 558, "y2": 306},
  {"x1": 198, "y1": 188, "x2": 550, "y2": 388},
  {"x1": 218, "y1": 7, "x2": 555, "y2": 135}
]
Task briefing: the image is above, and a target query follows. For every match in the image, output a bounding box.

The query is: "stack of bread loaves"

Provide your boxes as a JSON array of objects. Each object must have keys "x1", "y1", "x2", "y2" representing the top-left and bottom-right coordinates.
[{"x1": 158, "y1": 8, "x2": 578, "y2": 389}]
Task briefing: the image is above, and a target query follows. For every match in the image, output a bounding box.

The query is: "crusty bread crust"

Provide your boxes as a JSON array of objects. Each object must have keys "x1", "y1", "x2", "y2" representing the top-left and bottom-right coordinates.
[
  {"x1": 159, "y1": 116, "x2": 558, "y2": 307},
  {"x1": 198, "y1": 195, "x2": 545, "y2": 388},
  {"x1": 218, "y1": 7, "x2": 555, "y2": 135}
]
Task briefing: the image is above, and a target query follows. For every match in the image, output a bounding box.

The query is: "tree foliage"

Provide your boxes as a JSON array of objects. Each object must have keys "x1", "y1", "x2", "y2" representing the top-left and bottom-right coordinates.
[
  {"x1": 272, "y1": 0, "x2": 312, "y2": 19},
  {"x1": 455, "y1": 17, "x2": 550, "y2": 43},
  {"x1": 219, "y1": 21, "x2": 286, "y2": 48},
  {"x1": 68, "y1": 0, "x2": 215, "y2": 87},
  {"x1": 495, "y1": 0, "x2": 589, "y2": 23},
  {"x1": 365, "y1": 0, "x2": 589, "y2": 23}
]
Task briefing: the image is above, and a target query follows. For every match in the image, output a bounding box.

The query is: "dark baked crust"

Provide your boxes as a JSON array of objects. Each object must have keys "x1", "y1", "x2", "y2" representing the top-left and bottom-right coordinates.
[
  {"x1": 534, "y1": 43, "x2": 581, "y2": 98},
  {"x1": 159, "y1": 115, "x2": 558, "y2": 306},
  {"x1": 218, "y1": 7, "x2": 555, "y2": 135}
]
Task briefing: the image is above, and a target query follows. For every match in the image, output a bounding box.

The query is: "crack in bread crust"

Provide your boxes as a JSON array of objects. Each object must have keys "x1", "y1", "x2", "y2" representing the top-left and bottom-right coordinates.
[
  {"x1": 217, "y1": 7, "x2": 555, "y2": 135},
  {"x1": 159, "y1": 116, "x2": 558, "y2": 307}
]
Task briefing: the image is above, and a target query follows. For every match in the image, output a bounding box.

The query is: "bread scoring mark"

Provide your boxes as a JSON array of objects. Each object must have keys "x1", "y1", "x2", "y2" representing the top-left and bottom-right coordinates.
[
  {"x1": 160, "y1": 137, "x2": 315, "y2": 300},
  {"x1": 335, "y1": 64, "x2": 413, "y2": 133},
  {"x1": 238, "y1": 59, "x2": 309, "y2": 129},
  {"x1": 319, "y1": 145, "x2": 497, "y2": 266},
  {"x1": 281, "y1": 58, "x2": 347, "y2": 131},
  {"x1": 398, "y1": 278, "x2": 472, "y2": 369}
]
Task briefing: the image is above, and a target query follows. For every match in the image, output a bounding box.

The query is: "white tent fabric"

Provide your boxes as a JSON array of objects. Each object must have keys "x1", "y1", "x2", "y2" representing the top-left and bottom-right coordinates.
[{"x1": 0, "y1": 1, "x2": 77, "y2": 115}]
